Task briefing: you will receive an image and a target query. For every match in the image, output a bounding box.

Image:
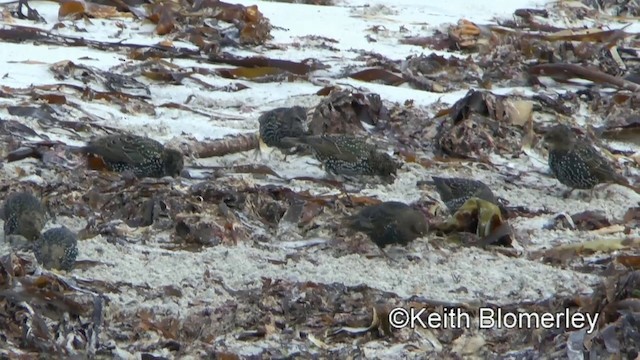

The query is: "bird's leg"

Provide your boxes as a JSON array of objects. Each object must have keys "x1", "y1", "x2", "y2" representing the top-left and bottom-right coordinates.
[
  {"x1": 338, "y1": 174, "x2": 365, "y2": 193},
  {"x1": 280, "y1": 147, "x2": 299, "y2": 162},
  {"x1": 586, "y1": 183, "x2": 609, "y2": 202},
  {"x1": 325, "y1": 172, "x2": 350, "y2": 191},
  {"x1": 389, "y1": 245, "x2": 416, "y2": 261},
  {"x1": 561, "y1": 188, "x2": 575, "y2": 199},
  {"x1": 251, "y1": 147, "x2": 262, "y2": 162},
  {"x1": 339, "y1": 186, "x2": 353, "y2": 203},
  {"x1": 379, "y1": 247, "x2": 397, "y2": 263},
  {"x1": 280, "y1": 149, "x2": 291, "y2": 162}
]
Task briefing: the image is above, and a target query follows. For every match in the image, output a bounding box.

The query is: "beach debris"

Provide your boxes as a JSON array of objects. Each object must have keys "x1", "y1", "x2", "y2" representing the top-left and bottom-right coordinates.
[
  {"x1": 211, "y1": 55, "x2": 327, "y2": 79},
  {"x1": 547, "y1": 210, "x2": 612, "y2": 231},
  {"x1": 1, "y1": 0, "x2": 640, "y2": 357},
  {"x1": 0, "y1": 253, "x2": 103, "y2": 357},
  {"x1": 182, "y1": 133, "x2": 259, "y2": 158},
  {"x1": 308, "y1": 88, "x2": 389, "y2": 135},
  {"x1": 435, "y1": 198, "x2": 512, "y2": 247},
  {"x1": 326, "y1": 304, "x2": 393, "y2": 338},
  {"x1": 434, "y1": 90, "x2": 527, "y2": 160}
]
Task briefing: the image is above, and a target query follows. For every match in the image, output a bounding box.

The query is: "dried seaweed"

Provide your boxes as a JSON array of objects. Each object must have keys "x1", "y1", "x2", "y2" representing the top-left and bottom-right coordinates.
[
  {"x1": 0, "y1": 253, "x2": 103, "y2": 357},
  {"x1": 1, "y1": 0, "x2": 640, "y2": 357},
  {"x1": 434, "y1": 90, "x2": 528, "y2": 160},
  {"x1": 434, "y1": 198, "x2": 513, "y2": 247},
  {"x1": 308, "y1": 88, "x2": 389, "y2": 135},
  {"x1": 530, "y1": 63, "x2": 640, "y2": 92},
  {"x1": 209, "y1": 55, "x2": 326, "y2": 76}
]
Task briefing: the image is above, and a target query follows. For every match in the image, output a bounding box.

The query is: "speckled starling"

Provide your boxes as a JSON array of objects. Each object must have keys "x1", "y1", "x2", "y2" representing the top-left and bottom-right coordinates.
[
  {"x1": 544, "y1": 124, "x2": 630, "y2": 190},
  {"x1": 281, "y1": 135, "x2": 400, "y2": 178},
  {"x1": 432, "y1": 177, "x2": 498, "y2": 213},
  {"x1": 79, "y1": 134, "x2": 184, "y2": 178},
  {"x1": 346, "y1": 201, "x2": 428, "y2": 248},
  {"x1": 258, "y1": 106, "x2": 307, "y2": 149},
  {"x1": 34, "y1": 227, "x2": 78, "y2": 271},
  {"x1": 3, "y1": 192, "x2": 46, "y2": 241}
]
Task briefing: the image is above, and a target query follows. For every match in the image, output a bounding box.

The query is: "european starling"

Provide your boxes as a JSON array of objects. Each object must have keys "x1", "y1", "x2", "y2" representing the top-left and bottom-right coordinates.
[
  {"x1": 346, "y1": 201, "x2": 428, "y2": 249},
  {"x1": 544, "y1": 124, "x2": 631, "y2": 191},
  {"x1": 3, "y1": 192, "x2": 46, "y2": 241},
  {"x1": 34, "y1": 227, "x2": 78, "y2": 271},
  {"x1": 78, "y1": 134, "x2": 184, "y2": 178},
  {"x1": 258, "y1": 106, "x2": 307, "y2": 149},
  {"x1": 431, "y1": 177, "x2": 498, "y2": 213},
  {"x1": 281, "y1": 135, "x2": 400, "y2": 178}
]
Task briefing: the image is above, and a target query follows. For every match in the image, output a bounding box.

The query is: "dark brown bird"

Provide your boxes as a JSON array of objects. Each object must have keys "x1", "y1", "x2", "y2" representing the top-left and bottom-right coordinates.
[
  {"x1": 34, "y1": 226, "x2": 78, "y2": 271},
  {"x1": 3, "y1": 192, "x2": 46, "y2": 241},
  {"x1": 431, "y1": 177, "x2": 498, "y2": 213},
  {"x1": 258, "y1": 106, "x2": 307, "y2": 150},
  {"x1": 281, "y1": 135, "x2": 400, "y2": 179},
  {"x1": 77, "y1": 134, "x2": 184, "y2": 178},
  {"x1": 346, "y1": 201, "x2": 428, "y2": 249},
  {"x1": 544, "y1": 125, "x2": 632, "y2": 191}
]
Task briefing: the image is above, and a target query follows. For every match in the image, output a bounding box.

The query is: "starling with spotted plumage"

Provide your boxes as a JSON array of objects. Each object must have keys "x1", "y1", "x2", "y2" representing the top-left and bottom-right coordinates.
[
  {"x1": 431, "y1": 177, "x2": 498, "y2": 214},
  {"x1": 258, "y1": 106, "x2": 307, "y2": 150},
  {"x1": 544, "y1": 124, "x2": 634, "y2": 192},
  {"x1": 34, "y1": 226, "x2": 78, "y2": 271},
  {"x1": 3, "y1": 192, "x2": 46, "y2": 241},
  {"x1": 77, "y1": 134, "x2": 184, "y2": 178},
  {"x1": 346, "y1": 201, "x2": 428, "y2": 250},
  {"x1": 281, "y1": 135, "x2": 401, "y2": 179}
]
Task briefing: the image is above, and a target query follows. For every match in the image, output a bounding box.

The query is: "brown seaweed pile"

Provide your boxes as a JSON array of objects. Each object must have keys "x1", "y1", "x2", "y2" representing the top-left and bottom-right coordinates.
[{"x1": 1, "y1": 0, "x2": 640, "y2": 358}]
